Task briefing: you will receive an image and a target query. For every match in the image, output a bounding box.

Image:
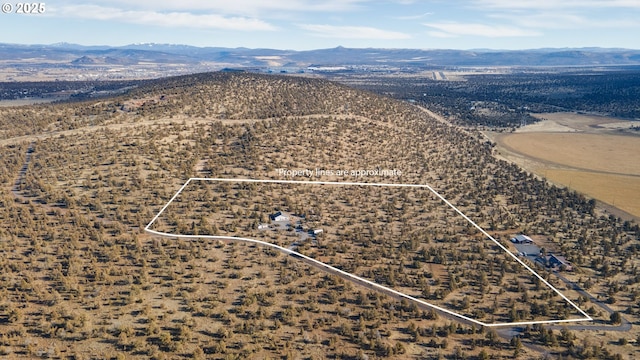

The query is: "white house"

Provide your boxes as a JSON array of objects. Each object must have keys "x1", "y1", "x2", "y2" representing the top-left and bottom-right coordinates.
[
  {"x1": 312, "y1": 229, "x2": 323, "y2": 235},
  {"x1": 271, "y1": 211, "x2": 289, "y2": 222}
]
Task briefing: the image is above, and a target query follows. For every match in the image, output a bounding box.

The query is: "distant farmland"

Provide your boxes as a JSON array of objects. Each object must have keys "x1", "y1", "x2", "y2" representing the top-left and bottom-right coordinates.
[{"x1": 489, "y1": 113, "x2": 640, "y2": 219}]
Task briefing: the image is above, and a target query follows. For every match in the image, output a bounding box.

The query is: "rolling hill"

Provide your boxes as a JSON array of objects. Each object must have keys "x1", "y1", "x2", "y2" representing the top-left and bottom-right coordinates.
[{"x1": 0, "y1": 72, "x2": 638, "y2": 359}]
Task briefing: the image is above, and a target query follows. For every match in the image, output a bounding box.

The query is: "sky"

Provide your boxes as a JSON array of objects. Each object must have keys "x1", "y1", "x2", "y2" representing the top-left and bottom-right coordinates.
[{"x1": 1, "y1": 0, "x2": 639, "y2": 50}]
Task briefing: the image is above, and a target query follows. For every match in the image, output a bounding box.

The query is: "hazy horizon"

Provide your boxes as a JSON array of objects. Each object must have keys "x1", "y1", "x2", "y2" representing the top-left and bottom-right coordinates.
[
  {"x1": 3, "y1": 42, "x2": 640, "y2": 52},
  {"x1": 1, "y1": 1, "x2": 639, "y2": 51}
]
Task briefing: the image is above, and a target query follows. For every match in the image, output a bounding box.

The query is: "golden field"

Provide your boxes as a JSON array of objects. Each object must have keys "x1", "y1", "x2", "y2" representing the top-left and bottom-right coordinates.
[{"x1": 491, "y1": 112, "x2": 640, "y2": 219}]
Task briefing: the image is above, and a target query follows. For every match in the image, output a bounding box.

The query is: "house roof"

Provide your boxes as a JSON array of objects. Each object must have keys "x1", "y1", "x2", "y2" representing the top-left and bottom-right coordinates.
[
  {"x1": 549, "y1": 254, "x2": 569, "y2": 264},
  {"x1": 513, "y1": 234, "x2": 533, "y2": 242}
]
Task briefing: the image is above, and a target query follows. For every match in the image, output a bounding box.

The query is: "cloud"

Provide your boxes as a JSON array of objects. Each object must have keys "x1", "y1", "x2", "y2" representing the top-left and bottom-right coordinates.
[
  {"x1": 52, "y1": 5, "x2": 276, "y2": 31},
  {"x1": 393, "y1": 12, "x2": 433, "y2": 20},
  {"x1": 488, "y1": 11, "x2": 640, "y2": 30},
  {"x1": 488, "y1": 13, "x2": 587, "y2": 29},
  {"x1": 472, "y1": 0, "x2": 640, "y2": 10},
  {"x1": 427, "y1": 31, "x2": 457, "y2": 38},
  {"x1": 299, "y1": 24, "x2": 411, "y2": 39},
  {"x1": 424, "y1": 22, "x2": 541, "y2": 37},
  {"x1": 487, "y1": 11, "x2": 640, "y2": 29},
  {"x1": 470, "y1": 0, "x2": 640, "y2": 31},
  {"x1": 85, "y1": 0, "x2": 369, "y2": 16}
]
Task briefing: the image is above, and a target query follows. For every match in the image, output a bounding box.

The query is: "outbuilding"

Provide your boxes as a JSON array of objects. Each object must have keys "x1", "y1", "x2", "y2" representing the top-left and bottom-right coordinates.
[
  {"x1": 511, "y1": 234, "x2": 533, "y2": 244},
  {"x1": 271, "y1": 211, "x2": 289, "y2": 222}
]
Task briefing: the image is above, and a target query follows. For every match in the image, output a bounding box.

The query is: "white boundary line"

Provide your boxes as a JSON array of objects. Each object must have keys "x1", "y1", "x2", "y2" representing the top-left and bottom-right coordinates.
[{"x1": 145, "y1": 177, "x2": 592, "y2": 327}]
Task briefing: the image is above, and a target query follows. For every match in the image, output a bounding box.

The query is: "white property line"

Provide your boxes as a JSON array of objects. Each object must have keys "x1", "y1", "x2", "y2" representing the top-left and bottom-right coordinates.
[{"x1": 145, "y1": 177, "x2": 592, "y2": 327}]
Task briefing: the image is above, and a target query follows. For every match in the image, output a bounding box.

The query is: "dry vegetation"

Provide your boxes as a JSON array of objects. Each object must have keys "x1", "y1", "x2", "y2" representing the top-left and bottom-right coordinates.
[
  {"x1": 0, "y1": 72, "x2": 639, "y2": 359},
  {"x1": 151, "y1": 180, "x2": 584, "y2": 326}
]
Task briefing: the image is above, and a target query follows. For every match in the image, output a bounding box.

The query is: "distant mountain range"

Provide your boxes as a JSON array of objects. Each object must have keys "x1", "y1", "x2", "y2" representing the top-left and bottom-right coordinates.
[
  {"x1": 3, "y1": 43, "x2": 640, "y2": 82},
  {"x1": 2, "y1": 43, "x2": 640, "y2": 68}
]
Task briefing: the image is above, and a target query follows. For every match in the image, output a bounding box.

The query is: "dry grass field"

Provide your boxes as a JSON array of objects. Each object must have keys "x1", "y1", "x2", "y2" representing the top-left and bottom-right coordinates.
[
  {"x1": 543, "y1": 170, "x2": 640, "y2": 218},
  {"x1": 490, "y1": 113, "x2": 640, "y2": 219},
  {"x1": 529, "y1": 112, "x2": 640, "y2": 133},
  {"x1": 501, "y1": 133, "x2": 640, "y2": 176}
]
